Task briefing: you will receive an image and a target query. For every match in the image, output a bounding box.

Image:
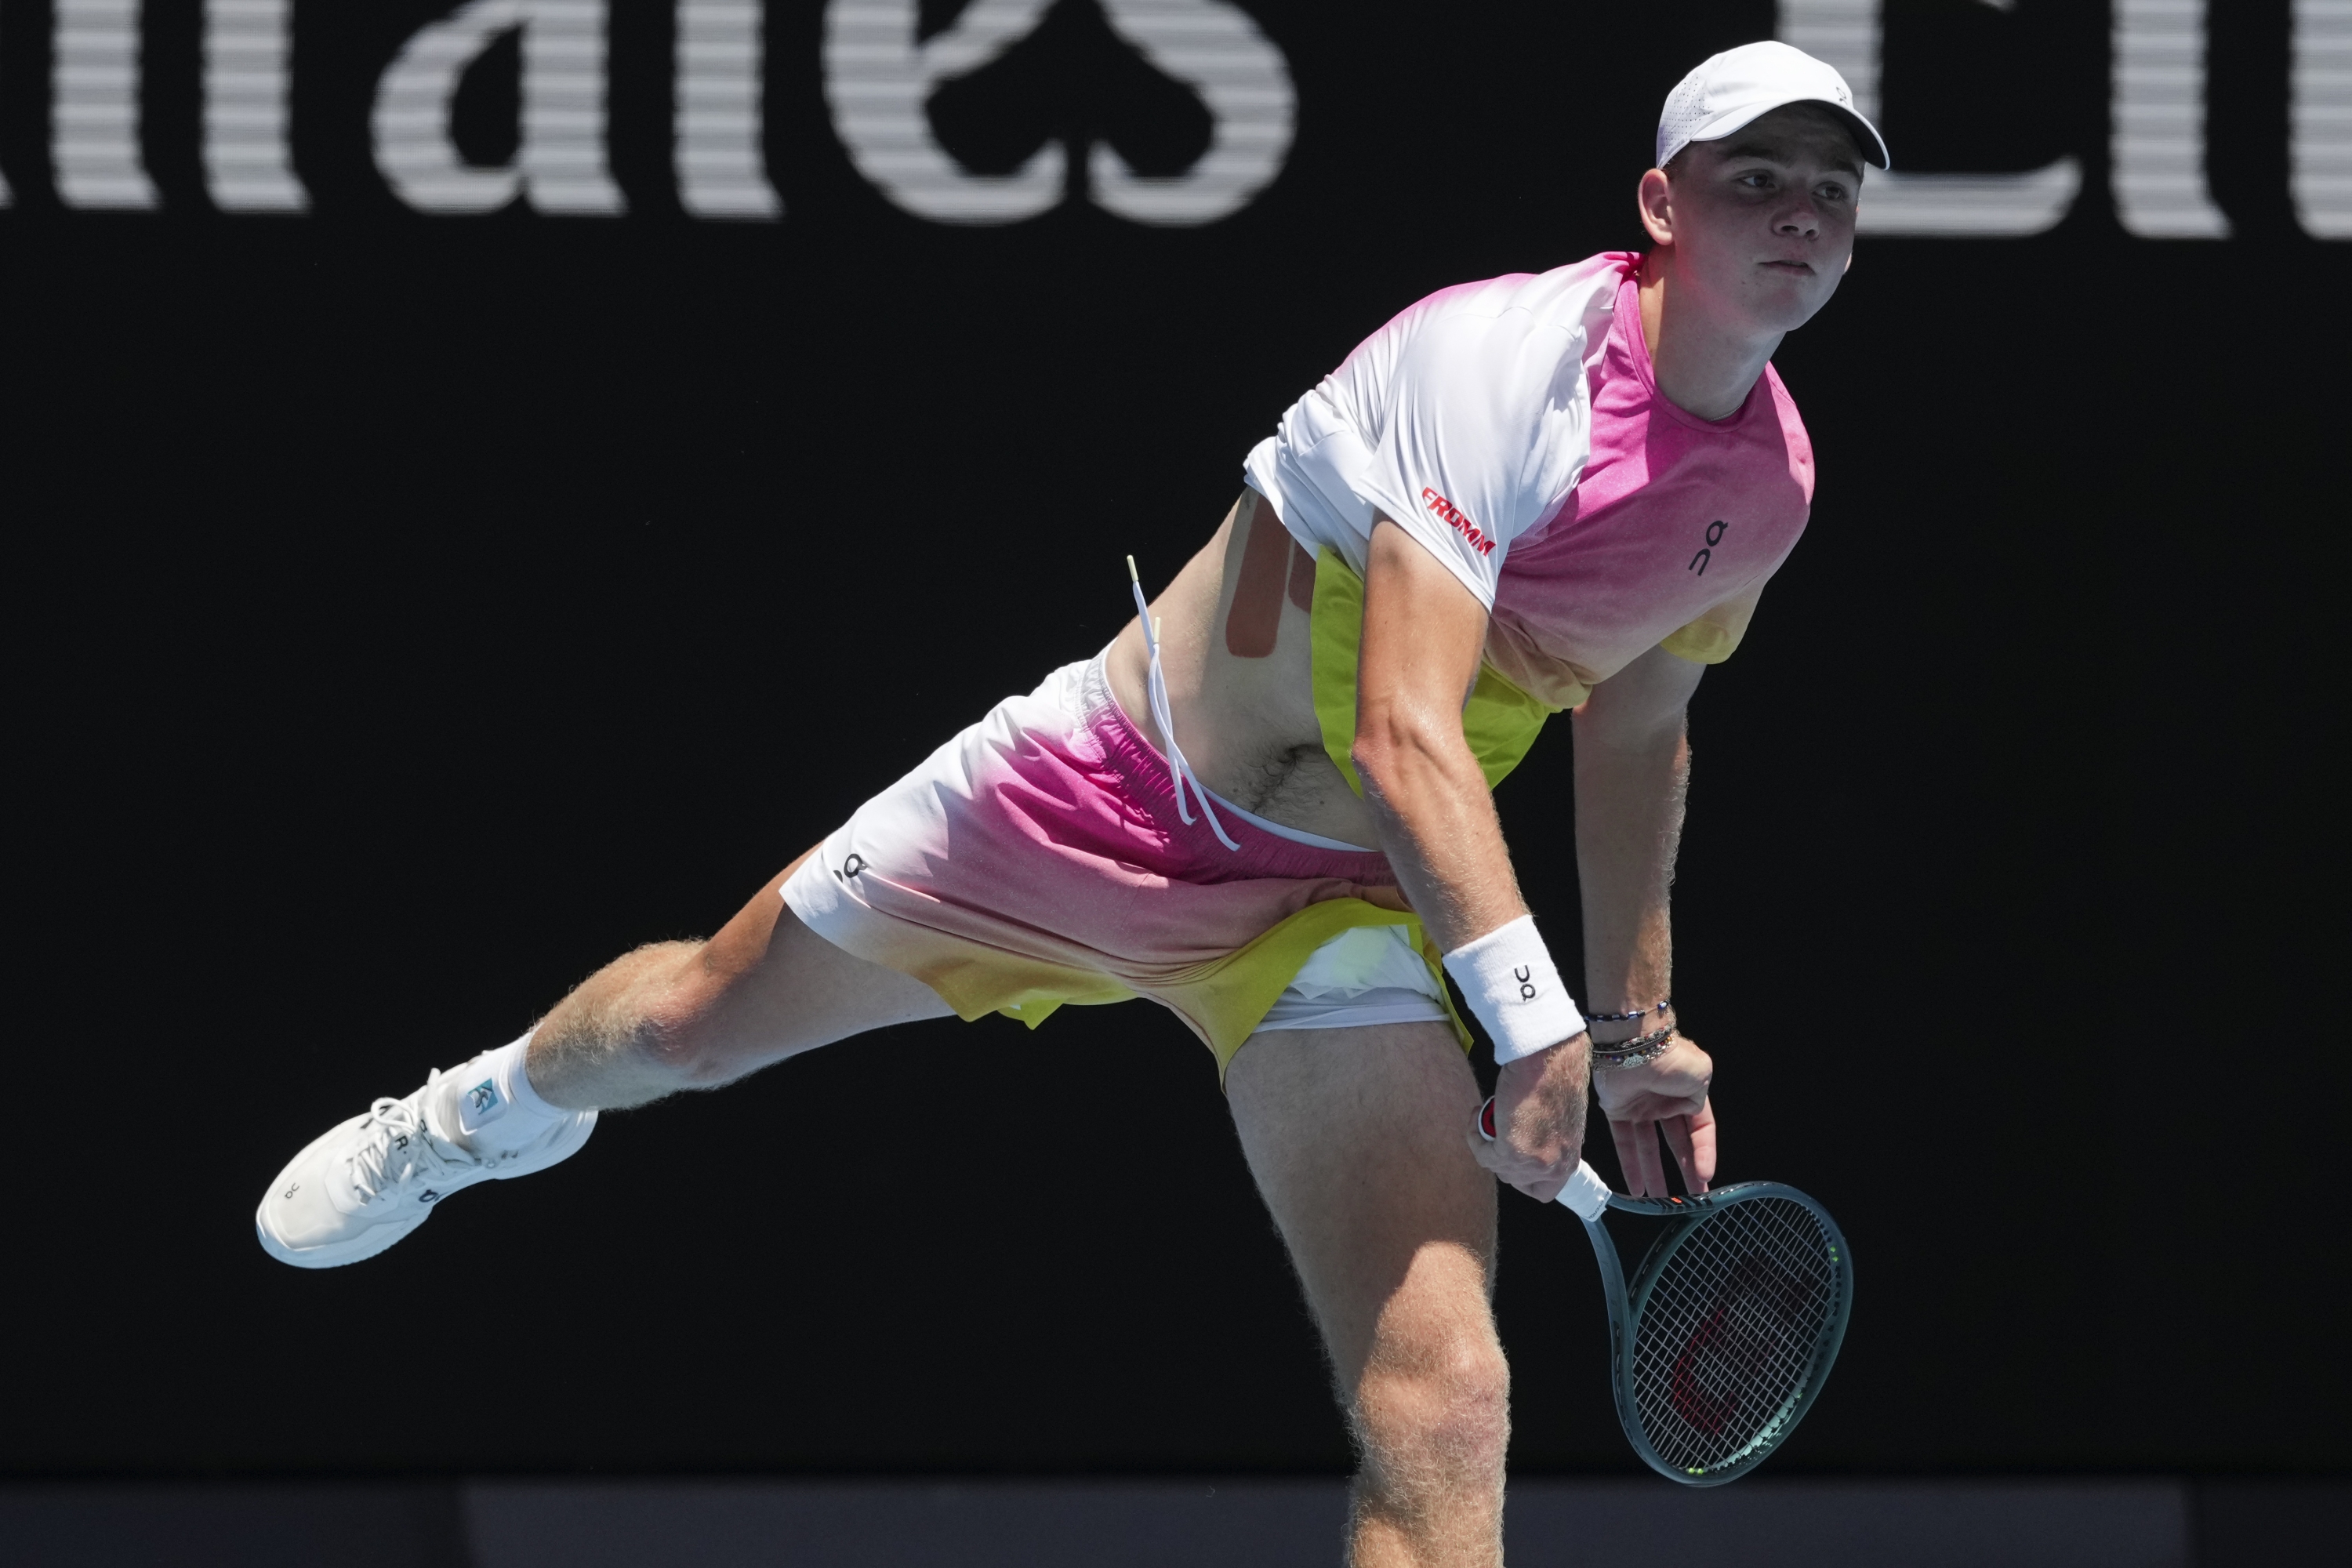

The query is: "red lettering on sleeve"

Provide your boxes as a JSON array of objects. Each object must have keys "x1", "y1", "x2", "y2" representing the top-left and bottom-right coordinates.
[{"x1": 1416, "y1": 487, "x2": 1495, "y2": 561}]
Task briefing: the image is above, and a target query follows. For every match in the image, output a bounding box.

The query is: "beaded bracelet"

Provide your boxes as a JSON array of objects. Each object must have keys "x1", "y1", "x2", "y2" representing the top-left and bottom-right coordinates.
[
  {"x1": 1592, "y1": 1024, "x2": 1676, "y2": 1070},
  {"x1": 1584, "y1": 998, "x2": 1671, "y2": 1025}
]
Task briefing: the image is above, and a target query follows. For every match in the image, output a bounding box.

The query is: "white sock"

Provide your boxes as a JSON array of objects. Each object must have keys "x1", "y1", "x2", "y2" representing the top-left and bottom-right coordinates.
[{"x1": 434, "y1": 1033, "x2": 572, "y2": 1155}]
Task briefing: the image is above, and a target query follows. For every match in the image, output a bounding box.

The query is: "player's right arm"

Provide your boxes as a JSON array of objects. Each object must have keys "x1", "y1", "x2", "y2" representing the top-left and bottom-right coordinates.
[{"x1": 1353, "y1": 516, "x2": 1590, "y2": 1201}]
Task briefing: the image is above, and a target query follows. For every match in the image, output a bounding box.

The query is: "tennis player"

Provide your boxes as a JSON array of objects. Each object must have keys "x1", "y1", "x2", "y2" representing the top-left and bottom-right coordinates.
[{"x1": 260, "y1": 42, "x2": 1882, "y2": 1567}]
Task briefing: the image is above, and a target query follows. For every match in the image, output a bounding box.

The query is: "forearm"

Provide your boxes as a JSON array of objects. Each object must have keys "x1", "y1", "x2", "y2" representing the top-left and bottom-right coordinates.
[
  {"x1": 1353, "y1": 515, "x2": 1586, "y2": 1192},
  {"x1": 1568, "y1": 657, "x2": 1714, "y2": 1197},
  {"x1": 1352, "y1": 517, "x2": 1530, "y2": 953},
  {"x1": 1356, "y1": 718, "x2": 1525, "y2": 952},
  {"x1": 1570, "y1": 714, "x2": 1689, "y2": 1014}
]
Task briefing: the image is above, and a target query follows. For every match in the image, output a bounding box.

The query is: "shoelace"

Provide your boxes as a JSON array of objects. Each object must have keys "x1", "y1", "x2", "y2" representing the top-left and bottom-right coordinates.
[
  {"x1": 346, "y1": 1074, "x2": 481, "y2": 1203},
  {"x1": 1128, "y1": 557, "x2": 1240, "y2": 852}
]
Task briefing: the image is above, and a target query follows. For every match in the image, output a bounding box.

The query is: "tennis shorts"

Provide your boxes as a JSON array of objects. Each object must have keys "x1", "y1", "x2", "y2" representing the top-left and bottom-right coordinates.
[{"x1": 782, "y1": 648, "x2": 1464, "y2": 1077}]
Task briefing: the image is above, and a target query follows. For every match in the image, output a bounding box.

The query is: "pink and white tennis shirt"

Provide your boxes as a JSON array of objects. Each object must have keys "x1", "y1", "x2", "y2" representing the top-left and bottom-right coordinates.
[{"x1": 1243, "y1": 251, "x2": 1817, "y2": 709}]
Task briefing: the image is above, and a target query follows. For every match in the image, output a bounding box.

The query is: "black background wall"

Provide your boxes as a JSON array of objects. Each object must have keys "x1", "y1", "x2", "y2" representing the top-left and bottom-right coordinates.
[{"x1": 5, "y1": 0, "x2": 2346, "y2": 1481}]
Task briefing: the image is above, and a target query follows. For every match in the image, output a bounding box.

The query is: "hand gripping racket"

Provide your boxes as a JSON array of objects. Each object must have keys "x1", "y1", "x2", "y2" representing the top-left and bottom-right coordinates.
[{"x1": 1479, "y1": 1098, "x2": 1853, "y2": 1486}]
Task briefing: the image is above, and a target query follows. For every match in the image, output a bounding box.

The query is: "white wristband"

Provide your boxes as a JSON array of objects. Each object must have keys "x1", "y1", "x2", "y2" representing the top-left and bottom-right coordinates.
[{"x1": 1442, "y1": 915, "x2": 1586, "y2": 1065}]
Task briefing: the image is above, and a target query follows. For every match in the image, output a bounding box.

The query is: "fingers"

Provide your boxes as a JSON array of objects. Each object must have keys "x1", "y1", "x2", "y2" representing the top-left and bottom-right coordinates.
[
  {"x1": 1686, "y1": 1098, "x2": 1718, "y2": 1190},
  {"x1": 1661, "y1": 1116, "x2": 1698, "y2": 1194},
  {"x1": 1635, "y1": 1123, "x2": 1670, "y2": 1196},
  {"x1": 1611, "y1": 1104, "x2": 1720, "y2": 1199},
  {"x1": 1606, "y1": 1116, "x2": 1646, "y2": 1195},
  {"x1": 1646, "y1": 1100, "x2": 1722, "y2": 1194},
  {"x1": 1519, "y1": 1170, "x2": 1570, "y2": 1204},
  {"x1": 1684, "y1": 1105, "x2": 1722, "y2": 1189},
  {"x1": 1465, "y1": 1122, "x2": 1517, "y2": 1182},
  {"x1": 1609, "y1": 1115, "x2": 1671, "y2": 1197},
  {"x1": 1467, "y1": 1112, "x2": 1576, "y2": 1204},
  {"x1": 1661, "y1": 1110, "x2": 1715, "y2": 1196}
]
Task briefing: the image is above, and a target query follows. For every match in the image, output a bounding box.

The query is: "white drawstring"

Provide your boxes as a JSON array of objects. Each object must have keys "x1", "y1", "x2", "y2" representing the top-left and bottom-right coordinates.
[{"x1": 1128, "y1": 556, "x2": 1240, "y2": 852}]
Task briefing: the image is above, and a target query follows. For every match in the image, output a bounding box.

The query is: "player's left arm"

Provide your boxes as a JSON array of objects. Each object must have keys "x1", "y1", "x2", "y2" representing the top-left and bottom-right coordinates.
[{"x1": 1573, "y1": 642, "x2": 1717, "y2": 1198}]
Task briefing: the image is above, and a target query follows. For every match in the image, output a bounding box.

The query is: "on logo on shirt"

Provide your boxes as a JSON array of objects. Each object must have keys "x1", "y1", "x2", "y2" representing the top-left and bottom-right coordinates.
[
  {"x1": 1689, "y1": 519, "x2": 1730, "y2": 575},
  {"x1": 1422, "y1": 488, "x2": 1497, "y2": 557}
]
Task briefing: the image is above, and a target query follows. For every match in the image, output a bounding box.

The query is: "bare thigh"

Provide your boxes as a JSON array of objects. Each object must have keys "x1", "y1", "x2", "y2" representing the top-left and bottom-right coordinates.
[
  {"x1": 1225, "y1": 1023, "x2": 1496, "y2": 1391},
  {"x1": 699, "y1": 849, "x2": 956, "y2": 1064},
  {"x1": 527, "y1": 847, "x2": 954, "y2": 1105}
]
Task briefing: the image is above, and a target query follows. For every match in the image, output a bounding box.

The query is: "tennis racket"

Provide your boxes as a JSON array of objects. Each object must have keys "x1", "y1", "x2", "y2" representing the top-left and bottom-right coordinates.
[{"x1": 1479, "y1": 1097, "x2": 1853, "y2": 1486}]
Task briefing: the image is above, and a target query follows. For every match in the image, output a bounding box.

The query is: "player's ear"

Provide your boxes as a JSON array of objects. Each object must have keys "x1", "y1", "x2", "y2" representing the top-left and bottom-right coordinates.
[{"x1": 1638, "y1": 167, "x2": 1675, "y2": 247}]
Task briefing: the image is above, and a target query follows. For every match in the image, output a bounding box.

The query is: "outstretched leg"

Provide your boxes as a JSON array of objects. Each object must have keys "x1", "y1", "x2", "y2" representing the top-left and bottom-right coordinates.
[
  {"x1": 524, "y1": 850, "x2": 953, "y2": 1111},
  {"x1": 256, "y1": 848, "x2": 952, "y2": 1268},
  {"x1": 1227, "y1": 1024, "x2": 1505, "y2": 1568}
]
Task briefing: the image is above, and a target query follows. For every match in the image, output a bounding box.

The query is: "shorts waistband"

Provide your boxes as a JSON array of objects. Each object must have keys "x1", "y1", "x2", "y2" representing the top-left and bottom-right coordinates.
[
  {"x1": 1079, "y1": 647, "x2": 1378, "y2": 856},
  {"x1": 1075, "y1": 648, "x2": 1394, "y2": 883},
  {"x1": 1077, "y1": 645, "x2": 1119, "y2": 723}
]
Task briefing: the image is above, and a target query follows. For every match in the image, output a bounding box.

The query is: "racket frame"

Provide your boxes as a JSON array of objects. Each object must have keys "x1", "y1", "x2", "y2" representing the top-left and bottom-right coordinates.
[{"x1": 1581, "y1": 1181, "x2": 1853, "y2": 1486}]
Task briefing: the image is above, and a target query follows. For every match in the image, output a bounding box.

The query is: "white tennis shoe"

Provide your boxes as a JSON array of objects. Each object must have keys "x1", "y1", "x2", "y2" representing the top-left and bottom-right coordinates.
[{"x1": 255, "y1": 1058, "x2": 596, "y2": 1269}]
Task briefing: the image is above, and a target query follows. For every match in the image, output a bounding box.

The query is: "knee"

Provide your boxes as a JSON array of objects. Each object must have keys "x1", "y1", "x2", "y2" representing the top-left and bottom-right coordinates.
[
  {"x1": 1352, "y1": 1330, "x2": 1512, "y2": 1508},
  {"x1": 605, "y1": 940, "x2": 740, "y2": 1087}
]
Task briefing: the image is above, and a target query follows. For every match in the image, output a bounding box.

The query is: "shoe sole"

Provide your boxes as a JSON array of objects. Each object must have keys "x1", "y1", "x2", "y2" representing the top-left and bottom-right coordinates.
[{"x1": 255, "y1": 1109, "x2": 598, "y2": 1270}]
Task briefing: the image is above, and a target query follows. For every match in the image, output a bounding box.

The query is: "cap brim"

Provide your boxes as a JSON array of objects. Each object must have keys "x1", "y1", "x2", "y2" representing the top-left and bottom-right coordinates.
[
  {"x1": 1698, "y1": 98, "x2": 1891, "y2": 170},
  {"x1": 1818, "y1": 103, "x2": 1891, "y2": 169}
]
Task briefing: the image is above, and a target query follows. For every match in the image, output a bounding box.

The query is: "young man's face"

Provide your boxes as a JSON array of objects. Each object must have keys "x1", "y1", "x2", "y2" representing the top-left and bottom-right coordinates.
[{"x1": 1657, "y1": 104, "x2": 1864, "y2": 334}]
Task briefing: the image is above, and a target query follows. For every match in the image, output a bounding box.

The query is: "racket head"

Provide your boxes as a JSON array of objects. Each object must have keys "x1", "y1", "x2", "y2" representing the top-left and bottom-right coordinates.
[{"x1": 1608, "y1": 1181, "x2": 1853, "y2": 1486}]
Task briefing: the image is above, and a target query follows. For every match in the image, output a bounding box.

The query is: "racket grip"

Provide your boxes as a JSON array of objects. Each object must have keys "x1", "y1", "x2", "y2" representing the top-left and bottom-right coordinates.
[
  {"x1": 1555, "y1": 1162, "x2": 1612, "y2": 1221},
  {"x1": 1478, "y1": 1098, "x2": 1613, "y2": 1221}
]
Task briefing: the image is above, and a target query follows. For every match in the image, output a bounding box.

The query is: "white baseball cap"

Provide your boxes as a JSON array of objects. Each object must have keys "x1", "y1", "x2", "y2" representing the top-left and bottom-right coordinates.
[{"x1": 1656, "y1": 41, "x2": 1891, "y2": 171}]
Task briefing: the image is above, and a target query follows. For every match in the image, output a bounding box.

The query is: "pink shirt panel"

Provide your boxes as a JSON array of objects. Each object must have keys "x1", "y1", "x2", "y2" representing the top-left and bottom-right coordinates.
[{"x1": 1486, "y1": 272, "x2": 1817, "y2": 710}]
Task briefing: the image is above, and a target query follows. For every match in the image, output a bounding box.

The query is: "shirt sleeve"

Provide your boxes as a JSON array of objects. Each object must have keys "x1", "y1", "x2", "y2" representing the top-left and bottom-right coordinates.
[
  {"x1": 1659, "y1": 583, "x2": 1767, "y2": 665},
  {"x1": 1352, "y1": 307, "x2": 1592, "y2": 610}
]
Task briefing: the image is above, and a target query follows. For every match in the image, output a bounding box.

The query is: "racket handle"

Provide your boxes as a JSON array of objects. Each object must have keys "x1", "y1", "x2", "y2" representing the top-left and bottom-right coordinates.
[
  {"x1": 1476, "y1": 1098, "x2": 1613, "y2": 1221},
  {"x1": 1555, "y1": 1162, "x2": 1612, "y2": 1221}
]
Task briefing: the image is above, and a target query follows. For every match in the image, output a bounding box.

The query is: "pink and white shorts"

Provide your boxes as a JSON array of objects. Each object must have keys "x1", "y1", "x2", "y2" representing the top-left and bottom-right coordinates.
[{"x1": 782, "y1": 648, "x2": 1460, "y2": 1077}]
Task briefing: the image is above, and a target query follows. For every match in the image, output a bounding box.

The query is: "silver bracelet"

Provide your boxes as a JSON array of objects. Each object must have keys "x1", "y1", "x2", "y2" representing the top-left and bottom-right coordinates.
[
  {"x1": 1584, "y1": 998, "x2": 1671, "y2": 1025},
  {"x1": 1591, "y1": 1023, "x2": 1676, "y2": 1069}
]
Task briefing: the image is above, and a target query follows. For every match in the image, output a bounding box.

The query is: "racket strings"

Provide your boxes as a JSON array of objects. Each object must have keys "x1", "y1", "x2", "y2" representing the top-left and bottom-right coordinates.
[{"x1": 1627, "y1": 1196, "x2": 1841, "y2": 1474}]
